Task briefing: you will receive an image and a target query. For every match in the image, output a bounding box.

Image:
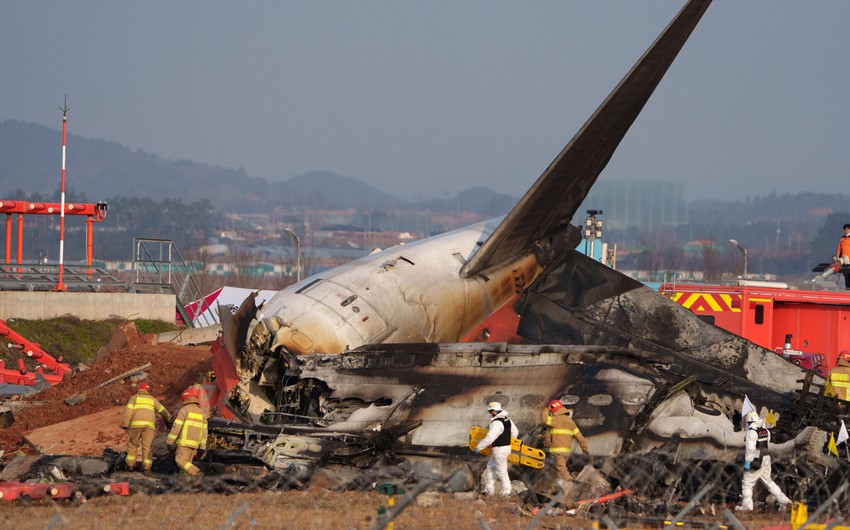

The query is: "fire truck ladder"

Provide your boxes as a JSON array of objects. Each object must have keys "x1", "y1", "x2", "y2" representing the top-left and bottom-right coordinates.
[{"x1": 129, "y1": 238, "x2": 215, "y2": 327}]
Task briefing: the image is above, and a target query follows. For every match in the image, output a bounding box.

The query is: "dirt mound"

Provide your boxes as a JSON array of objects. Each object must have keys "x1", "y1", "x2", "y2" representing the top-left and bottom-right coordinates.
[{"x1": 0, "y1": 343, "x2": 211, "y2": 455}]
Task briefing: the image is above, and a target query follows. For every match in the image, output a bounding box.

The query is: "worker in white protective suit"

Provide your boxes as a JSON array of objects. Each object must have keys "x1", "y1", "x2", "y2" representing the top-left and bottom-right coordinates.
[
  {"x1": 736, "y1": 411, "x2": 791, "y2": 511},
  {"x1": 474, "y1": 402, "x2": 519, "y2": 496}
]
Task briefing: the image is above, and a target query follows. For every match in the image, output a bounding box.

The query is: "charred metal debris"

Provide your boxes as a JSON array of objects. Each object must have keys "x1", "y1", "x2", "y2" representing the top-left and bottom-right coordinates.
[{"x1": 209, "y1": 339, "x2": 844, "y2": 471}]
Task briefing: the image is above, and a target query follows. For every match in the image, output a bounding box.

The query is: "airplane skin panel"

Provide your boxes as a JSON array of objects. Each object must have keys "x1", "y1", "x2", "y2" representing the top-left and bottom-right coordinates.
[
  {"x1": 280, "y1": 343, "x2": 802, "y2": 461},
  {"x1": 462, "y1": 0, "x2": 712, "y2": 278},
  {"x1": 296, "y1": 279, "x2": 392, "y2": 345},
  {"x1": 223, "y1": 225, "x2": 551, "y2": 419},
  {"x1": 253, "y1": 224, "x2": 546, "y2": 353}
]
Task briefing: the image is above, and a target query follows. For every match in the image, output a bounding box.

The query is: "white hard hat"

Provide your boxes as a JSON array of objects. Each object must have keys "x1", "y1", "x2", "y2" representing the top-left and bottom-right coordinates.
[
  {"x1": 745, "y1": 411, "x2": 759, "y2": 424},
  {"x1": 487, "y1": 402, "x2": 502, "y2": 412}
]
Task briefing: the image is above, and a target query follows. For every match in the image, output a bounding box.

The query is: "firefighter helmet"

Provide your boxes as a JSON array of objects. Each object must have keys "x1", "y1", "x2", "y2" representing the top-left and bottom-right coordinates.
[
  {"x1": 487, "y1": 401, "x2": 502, "y2": 412},
  {"x1": 181, "y1": 386, "x2": 197, "y2": 401},
  {"x1": 841, "y1": 350, "x2": 850, "y2": 362},
  {"x1": 138, "y1": 382, "x2": 150, "y2": 391},
  {"x1": 745, "y1": 411, "x2": 759, "y2": 424},
  {"x1": 549, "y1": 400, "x2": 564, "y2": 412}
]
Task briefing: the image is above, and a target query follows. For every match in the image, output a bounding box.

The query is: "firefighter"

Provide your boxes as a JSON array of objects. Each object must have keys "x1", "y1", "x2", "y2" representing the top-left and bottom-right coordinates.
[
  {"x1": 736, "y1": 411, "x2": 791, "y2": 511},
  {"x1": 474, "y1": 402, "x2": 518, "y2": 496},
  {"x1": 121, "y1": 381, "x2": 171, "y2": 473},
  {"x1": 166, "y1": 386, "x2": 208, "y2": 477},
  {"x1": 834, "y1": 223, "x2": 850, "y2": 289},
  {"x1": 826, "y1": 351, "x2": 850, "y2": 401},
  {"x1": 541, "y1": 400, "x2": 589, "y2": 486}
]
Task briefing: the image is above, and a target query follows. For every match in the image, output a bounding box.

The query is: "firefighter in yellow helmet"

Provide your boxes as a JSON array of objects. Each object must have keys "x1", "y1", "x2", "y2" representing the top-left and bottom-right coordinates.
[
  {"x1": 121, "y1": 381, "x2": 171, "y2": 473},
  {"x1": 826, "y1": 351, "x2": 850, "y2": 401},
  {"x1": 166, "y1": 386, "x2": 208, "y2": 477},
  {"x1": 542, "y1": 400, "x2": 589, "y2": 486}
]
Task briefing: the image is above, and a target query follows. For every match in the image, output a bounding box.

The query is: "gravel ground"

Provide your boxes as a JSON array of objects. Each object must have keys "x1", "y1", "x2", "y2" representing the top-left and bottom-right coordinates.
[{"x1": 0, "y1": 489, "x2": 799, "y2": 530}]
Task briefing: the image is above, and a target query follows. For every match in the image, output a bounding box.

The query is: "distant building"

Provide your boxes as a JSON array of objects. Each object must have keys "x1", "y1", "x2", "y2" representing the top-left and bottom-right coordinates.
[{"x1": 578, "y1": 180, "x2": 686, "y2": 231}]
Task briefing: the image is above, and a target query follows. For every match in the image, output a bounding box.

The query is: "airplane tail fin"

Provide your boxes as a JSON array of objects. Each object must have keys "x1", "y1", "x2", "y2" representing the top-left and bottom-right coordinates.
[{"x1": 461, "y1": 0, "x2": 712, "y2": 278}]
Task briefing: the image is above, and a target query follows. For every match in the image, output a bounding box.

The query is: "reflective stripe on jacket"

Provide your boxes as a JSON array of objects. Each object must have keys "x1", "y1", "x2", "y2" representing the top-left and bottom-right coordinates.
[
  {"x1": 121, "y1": 390, "x2": 171, "y2": 430},
  {"x1": 828, "y1": 361, "x2": 850, "y2": 401},
  {"x1": 167, "y1": 399, "x2": 208, "y2": 449},
  {"x1": 543, "y1": 407, "x2": 589, "y2": 455}
]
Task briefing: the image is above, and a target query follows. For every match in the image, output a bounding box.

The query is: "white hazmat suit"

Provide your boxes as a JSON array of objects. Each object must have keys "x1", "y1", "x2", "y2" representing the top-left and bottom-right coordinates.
[
  {"x1": 737, "y1": 415, "x2": 791, "y2": 511},
  {"x1": 475, "y1": 409, "x2": 519, "y2": 496}
]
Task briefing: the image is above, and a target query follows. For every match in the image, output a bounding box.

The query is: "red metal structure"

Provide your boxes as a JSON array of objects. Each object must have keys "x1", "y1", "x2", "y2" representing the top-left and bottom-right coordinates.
[
  {"x1": 0, "y1": 200, "x2": 107, "y2": 270},
  {"x1": 659, "y1": 282, "x2": 850, "y2": 376},
  {"x1": 0, "y1": 359, "x2": 64, "y2": 387},
  {"x1": 0, "y1": 480, "x2": 129, "y2": 501},
  {"x1": 0, "y1": 319, "x2": 71, "y2": 386}
]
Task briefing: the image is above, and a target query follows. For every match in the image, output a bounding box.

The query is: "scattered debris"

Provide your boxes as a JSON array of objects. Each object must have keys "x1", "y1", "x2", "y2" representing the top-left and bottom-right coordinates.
[
  {"x1": 0, "y1": 343, "x2": 211, "y2": 455},
  {"x1": 64, "y1": 362, "x2": 152, "y2": 405},
  {"x1": 95, "y1": 321, "x2": 153, "y2": 361}
]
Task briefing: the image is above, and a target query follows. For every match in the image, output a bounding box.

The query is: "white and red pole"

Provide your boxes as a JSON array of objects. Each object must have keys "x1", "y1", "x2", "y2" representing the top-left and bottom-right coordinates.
[{"x1": 55, "y1": 96, "x2": 69, "y2": 291}]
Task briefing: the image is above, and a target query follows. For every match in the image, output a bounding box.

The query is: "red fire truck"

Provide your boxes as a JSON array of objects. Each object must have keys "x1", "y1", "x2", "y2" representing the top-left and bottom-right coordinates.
[{"x1": 659, "y1": 280, "x2": 850, "y2": 376}]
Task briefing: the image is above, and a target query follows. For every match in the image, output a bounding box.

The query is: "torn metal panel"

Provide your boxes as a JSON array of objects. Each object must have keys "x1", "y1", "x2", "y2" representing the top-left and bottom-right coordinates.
[
  {"x1": 517, "y1": 251, "x2": 812, "y2": 396},
  {"x1": 209, "y1": 340, "x2": 824, "y2": 468}
]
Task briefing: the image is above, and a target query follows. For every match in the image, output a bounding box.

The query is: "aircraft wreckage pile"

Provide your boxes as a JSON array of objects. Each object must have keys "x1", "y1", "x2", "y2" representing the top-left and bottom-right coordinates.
[
  {"x1": 0, "y1": 324, "x2": 849, "y2": 523},
  {"x1": 3, "y1": 0, "x2": 850, "y2": 524}
]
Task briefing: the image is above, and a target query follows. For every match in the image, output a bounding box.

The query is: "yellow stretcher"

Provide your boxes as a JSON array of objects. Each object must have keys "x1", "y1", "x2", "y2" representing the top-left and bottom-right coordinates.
[{"x1": 468, "y1": 426, "x2": 545, "y2": 469}]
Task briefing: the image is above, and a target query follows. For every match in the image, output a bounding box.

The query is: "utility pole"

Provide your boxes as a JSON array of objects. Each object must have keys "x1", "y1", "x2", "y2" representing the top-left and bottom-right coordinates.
[
  {"x1": 283, "y1": 228, "x2": 301, "y2": 283},
  {"x1": 55, "y1": 96, "x2": 69, "y2": 292},
  {"x1": 584, "y1": 210, "x2": 604, "y2": 261}
]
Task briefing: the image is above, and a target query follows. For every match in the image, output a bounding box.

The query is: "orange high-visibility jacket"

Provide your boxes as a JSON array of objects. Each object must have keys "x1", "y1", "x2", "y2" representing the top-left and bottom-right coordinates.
[
  {"x1": 122, "y1": 390, "x2": 171, "y2": 430},
  {"x1": 167, "y1": 398, "x2": 208, "y2": 450},
  {"x1": 836, "y1": 236, "x2": 850, "y2": 259}
]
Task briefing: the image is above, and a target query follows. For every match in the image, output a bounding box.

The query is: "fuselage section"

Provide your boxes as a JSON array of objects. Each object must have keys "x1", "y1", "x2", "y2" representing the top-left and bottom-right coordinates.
[{"x1": 252, "y1": 220, "x2": 545, "y2": 356}]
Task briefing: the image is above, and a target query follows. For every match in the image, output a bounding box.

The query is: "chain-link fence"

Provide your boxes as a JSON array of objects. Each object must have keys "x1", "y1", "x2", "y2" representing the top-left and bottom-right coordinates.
[{"x1": 2, "y1": 447, "x2": 849, "y2": 529}]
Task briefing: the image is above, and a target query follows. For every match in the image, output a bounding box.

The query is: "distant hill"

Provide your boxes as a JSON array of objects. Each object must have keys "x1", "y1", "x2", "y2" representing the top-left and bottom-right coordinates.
[
  {"x1": 279, "y1": 171, "x2": 411, "y2": 210},
  {"x1": 0, "y1": 119, "x2": 275, "y2": 210},
  {"x1": 0, "y1": 120, "x2": 420, "y2": 212},
  {"x1": 417, "y1": 186, "x2": 516, "y2": 218}
]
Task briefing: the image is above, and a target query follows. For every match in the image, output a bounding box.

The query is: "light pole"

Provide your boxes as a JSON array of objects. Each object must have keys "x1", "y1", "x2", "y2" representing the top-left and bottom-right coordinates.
[
  {"x1": 584, "y1": 210, "x2": 604, "y2": 261},
  {"x1": 729, "y1": 239, "x2": 748, "y2": 278},
  {"x1": 283, "y1": 228, "x2": 301, "y2": 283}
]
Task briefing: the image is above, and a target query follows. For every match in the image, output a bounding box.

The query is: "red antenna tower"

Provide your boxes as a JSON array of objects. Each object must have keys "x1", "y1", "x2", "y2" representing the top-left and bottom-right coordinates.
[{"x1": 55, "y1": 96, "x2": 69, "y2": 291}]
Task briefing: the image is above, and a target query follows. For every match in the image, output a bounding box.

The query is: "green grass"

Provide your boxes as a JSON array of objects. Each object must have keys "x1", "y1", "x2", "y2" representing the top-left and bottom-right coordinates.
[
  {"x1": 0, "y1": 317, "x2": 178, "y2": 367},
  {"x1": 134, "y1": 319, "x2": 179, "y2": 335}
]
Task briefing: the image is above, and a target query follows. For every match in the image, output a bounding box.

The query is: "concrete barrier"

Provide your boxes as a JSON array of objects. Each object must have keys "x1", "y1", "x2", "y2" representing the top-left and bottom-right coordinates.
[
  {"x1": 0, "y1": 292, "x2": 176, "y2": 322},
  {"x1": 156, "y1": 324, "x2": 221, "y2": 345}
]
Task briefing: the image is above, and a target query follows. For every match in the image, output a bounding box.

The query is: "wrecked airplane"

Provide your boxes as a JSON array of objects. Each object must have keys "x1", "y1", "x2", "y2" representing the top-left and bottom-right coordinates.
[{"x1": 205, "y1": 0, "x2": 842, "y2": 475}]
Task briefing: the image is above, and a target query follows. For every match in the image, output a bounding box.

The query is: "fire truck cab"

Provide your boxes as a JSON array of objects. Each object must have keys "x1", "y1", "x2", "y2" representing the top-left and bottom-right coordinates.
[{"x1": 659, "y1": 280, "x2": 850, "y2": 376}]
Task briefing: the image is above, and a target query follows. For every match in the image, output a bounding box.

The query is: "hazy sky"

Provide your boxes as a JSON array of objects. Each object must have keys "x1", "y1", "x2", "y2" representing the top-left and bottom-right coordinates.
[{"x1": 2, "y1": 2, "x2": 848, "y2": 202}]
